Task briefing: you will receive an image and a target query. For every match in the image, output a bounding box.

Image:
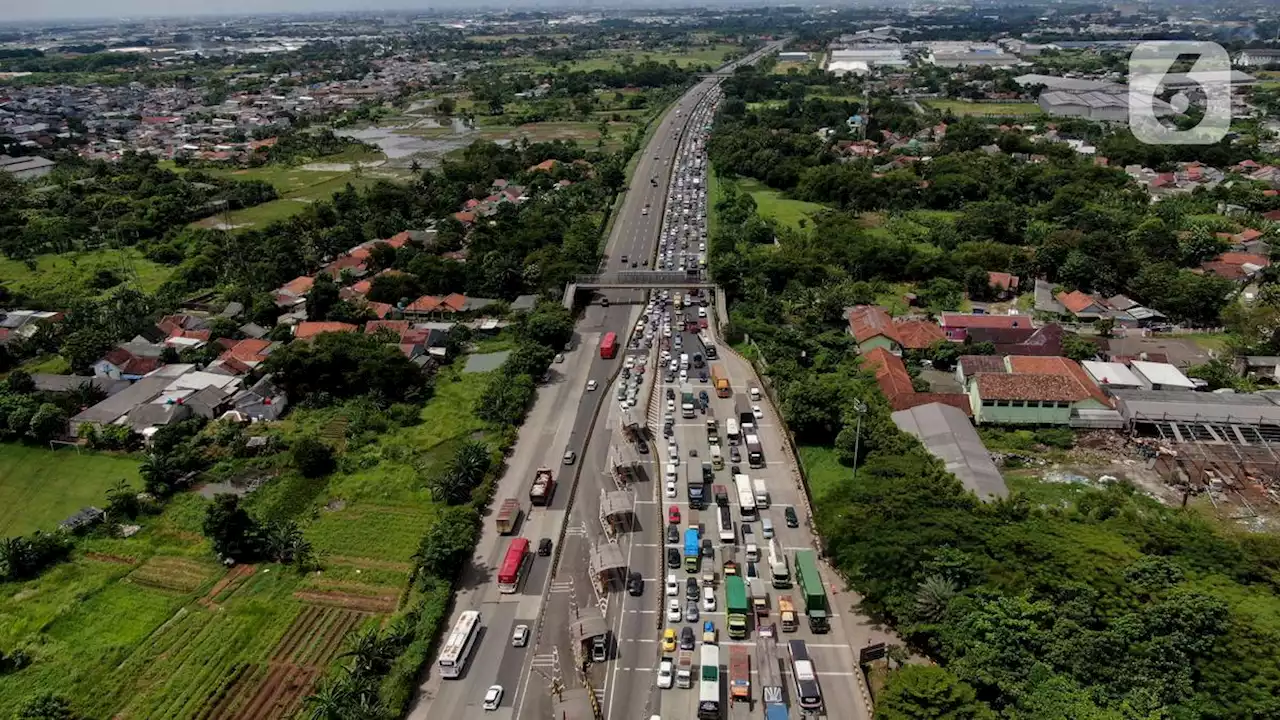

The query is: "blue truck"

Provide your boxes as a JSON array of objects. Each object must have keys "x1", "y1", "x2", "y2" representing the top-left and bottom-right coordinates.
[{"x1": 684, "y1": 528, "x2": 700, "y2": 572}]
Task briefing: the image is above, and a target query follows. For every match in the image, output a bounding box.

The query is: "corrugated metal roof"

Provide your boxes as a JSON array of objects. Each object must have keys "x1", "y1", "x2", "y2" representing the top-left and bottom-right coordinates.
[{"x1": 892, "y1": 402, "x2": 1008, "y2": 501}]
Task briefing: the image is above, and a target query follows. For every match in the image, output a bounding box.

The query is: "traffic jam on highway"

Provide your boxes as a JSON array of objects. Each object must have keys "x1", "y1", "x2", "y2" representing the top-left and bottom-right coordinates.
[{"x1": 597, "y1": 87, "x2": 834, "y2": 720}]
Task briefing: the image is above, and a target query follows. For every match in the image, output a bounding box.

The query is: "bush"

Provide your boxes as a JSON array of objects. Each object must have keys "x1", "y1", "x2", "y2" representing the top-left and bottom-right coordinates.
[
  {"x1": 1033, "y1": 428, "x2": 1076, "y2": 450},
  {"x1": 291, "y1": 436, "x2": 336, "y2": 478}
]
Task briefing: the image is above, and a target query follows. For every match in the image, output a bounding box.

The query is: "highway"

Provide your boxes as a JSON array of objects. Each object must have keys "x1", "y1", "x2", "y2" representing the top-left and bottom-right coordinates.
[{"x1": 407, "y1": 40, "x2": 789, "y2": 720}]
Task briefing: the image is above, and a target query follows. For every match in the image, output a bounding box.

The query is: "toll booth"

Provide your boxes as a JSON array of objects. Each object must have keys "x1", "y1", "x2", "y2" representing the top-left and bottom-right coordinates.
[
  {"x1": 569, "y1": 613, "x2": 610, "y2": 671},
  {"x1": 599, "y1": 489, "x2": 636, "y2": 539},
  {"x1": 588, "y1": 541, "x2": 627, "y2": 593}
]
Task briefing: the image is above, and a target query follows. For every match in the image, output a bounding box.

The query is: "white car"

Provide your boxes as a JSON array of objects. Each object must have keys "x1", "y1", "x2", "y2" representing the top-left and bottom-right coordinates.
[
  {"x1": 665, "y1": 480, "x2": 677, "y2": 498},
  {"x1": 657, "y1": 659, "x2": 675, "y2": 689},
  {"x1": 483, "y1": 685, "x2": 503, "y2": 711},
  {"x1": 679, "y1": 370, "x2": 688, "y2": 382},
  {"x1": 666, "y1": 573, "x2": 679, "y2": 596},
  {"x1": 753, "y1": 405, "x2": 763, "y2": 419},
  {"x1": 667, "y1": 399, "x2": 675, "y2": 413},
  {"x1": 587, "y1": 380, "x2": 597, "y2": 392},
  {"x1": 667, "y1": 598, "x2": 682, "y2": 622},
  {"x1": 512, "y1": 624, "x2": 529, "y2": 647}
]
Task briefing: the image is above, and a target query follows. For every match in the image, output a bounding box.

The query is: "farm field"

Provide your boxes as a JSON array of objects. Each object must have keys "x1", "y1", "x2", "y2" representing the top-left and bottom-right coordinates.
[
  {"x1": 0, "y1": 445, "x2": 142, "y2": 535},
  {"x1": 924, "y1": 99, "x2": 1043, "y2": 116},
  {"x1": 191, "y1": 173, "x2": 380, "y2": 231},
  {"x1": 0, "y1": 366, "x2": 497, "y2": 718},
  {"x1": 475, "y1": 120, "x2": 637, "y2": 152},
  {"x1": 0, "y1": 248, "x2": 173, "y2": 308}
]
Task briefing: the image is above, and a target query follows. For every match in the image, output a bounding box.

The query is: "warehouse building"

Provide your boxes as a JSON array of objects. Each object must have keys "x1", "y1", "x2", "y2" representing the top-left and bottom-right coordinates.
[{"x1": 892, "y1": 402, "x2": 1008, "y2": 501}]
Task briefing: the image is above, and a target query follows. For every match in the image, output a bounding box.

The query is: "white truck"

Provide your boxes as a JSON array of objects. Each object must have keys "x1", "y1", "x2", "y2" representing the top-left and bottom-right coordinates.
[
  {"x1": 698, "y1": 644, "x2": 720, "y2": 720},
  {"x1": 676, "y1": 649, "x2": 695, "y2": 688},
  {"x1": 752, "y1": 478, "x2": 769, "y2": 508}
]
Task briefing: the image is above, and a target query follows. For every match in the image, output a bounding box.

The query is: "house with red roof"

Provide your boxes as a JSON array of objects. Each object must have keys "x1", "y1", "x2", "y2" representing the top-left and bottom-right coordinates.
[
  {"x1": 967, "y1": 355, "x2": 1117, "y2": 426},
  {"x1": 1055, "y1": 290, "x2": 1108, "y2": 320},
  {"x1": 529, "y1": 159, "x2": 559, "y2": 173},
  {"x1": 847, "y1": 306, "x2": 899, "y2": 353},
  {"x1": 987, "y1": 272, "x2": 1020, "y2": 299},
  {"x1": 277, "y1": 275, "x2": 315, "y2": 299},
  {"x1": 862, "y1": 348, "x2": 971, "y2": 415},
  {"x1": 1201, "y1": 251, "x2": 1270, "y2": 281},
  {"x1": 938, "y1": 312, "x2": 1033, "y2": 342},
  {"x1": 293, "y1": 322, "x2": 357, "y2": 340}
]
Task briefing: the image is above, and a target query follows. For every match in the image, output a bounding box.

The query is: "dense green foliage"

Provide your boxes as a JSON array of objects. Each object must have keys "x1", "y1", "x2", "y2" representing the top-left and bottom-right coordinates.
[
  {"x1": 0, "y1": 153, "x2": 276, "y2": 260},
  {"x1": 707, "y1": 71, "x2": 1280, "y2": 720},
  {"x1": 263, "y1": 332, "x2": 433, "y2": 409}
]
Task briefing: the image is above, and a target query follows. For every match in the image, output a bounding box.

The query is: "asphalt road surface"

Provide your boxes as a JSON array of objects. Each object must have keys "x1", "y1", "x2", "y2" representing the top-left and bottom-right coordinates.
[{"x1": 408, "y1": 41, "x2": 786, "y2": 720}]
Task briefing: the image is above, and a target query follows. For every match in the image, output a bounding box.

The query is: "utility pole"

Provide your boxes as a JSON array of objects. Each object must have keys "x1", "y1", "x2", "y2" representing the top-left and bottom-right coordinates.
[{"x1": 851, "y1": 399, "x2": 867, "y2": 485}]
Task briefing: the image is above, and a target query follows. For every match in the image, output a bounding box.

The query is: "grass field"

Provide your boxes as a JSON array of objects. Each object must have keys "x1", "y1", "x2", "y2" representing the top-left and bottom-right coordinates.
[
  {"x1": 191, "y1": 173, "x2": 379, "y2": 231},
  {"x1": 798, "y1": 445, "x2": 848, "y2": 504},
  {"x1": 0, "y1": 248, "x2": 173, "y2": 307},
  {"x1": 557, "y1": 43, "x2": 742, "y2": 72},
  {"x1": 0, "y1": 445, "x2": 141, "y2": 536},
  {"x1": 924, "y1": 99, "x2": 1042, "y2": 117},
  {"x1": 476, "y1": 120, "x2": 637, "y2": 152},
  {"x1": 735, "y1": 177, "x2": 829, "y2": 231},
  {"x1": 0, "y1": 363, "x2": 497, "y2": 717}
]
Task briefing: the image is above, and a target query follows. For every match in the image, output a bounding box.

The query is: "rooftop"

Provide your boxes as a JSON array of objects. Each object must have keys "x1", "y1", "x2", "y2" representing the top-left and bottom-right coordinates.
[
  {"x1": 892, "y1": 402, "x2": 1008, "y2": 502},
  {"x1": 975, "y1": 372, "x2": 1090, "y2": 402}
]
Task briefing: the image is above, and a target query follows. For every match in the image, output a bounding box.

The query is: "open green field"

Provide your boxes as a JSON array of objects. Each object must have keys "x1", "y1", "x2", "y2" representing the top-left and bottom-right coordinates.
[
  {"x1": 477, "y1": 120, "x2": 637, "y2": 152},
  {"x1": 0, "y1": 364, "x2": 497, "y2": 718},
  {"x1": 0, "y1": 445, "x2": 141, "y2": 536},
  {"x1": 557, "y1": 43, "x2": 743, "y2": 72},
  {"x1": 0, "y1": 248, "x2": 173, "y2": 307},
  {"x1": 924, "y1": 99, "x2": 1043, "y2": 117},
  {"x1": 798, "y1": 444, "x2": 848, "y2": 504},
  {"x1": 735, "y1": 177, "x2": 828, "y2": 230},
  {"x1": 191, "y1": 173, "x2": 379, "y2": 231}
]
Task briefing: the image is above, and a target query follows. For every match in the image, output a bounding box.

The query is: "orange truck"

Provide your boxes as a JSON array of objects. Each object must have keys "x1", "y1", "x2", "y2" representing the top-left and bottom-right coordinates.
[{"x1": 711, "y1": 364, "x2": 730, "y2": 398}]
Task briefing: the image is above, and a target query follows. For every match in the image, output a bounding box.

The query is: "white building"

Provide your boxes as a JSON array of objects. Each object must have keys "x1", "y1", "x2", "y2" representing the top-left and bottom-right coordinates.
[
  {"x1": 826, "y1": 44, "x2": 906, "y2": 76},
  {"x1": 1130, "y1": 361, "x2": 1197, "y2": 391},
  {"x1": 0, "y1": 155, "x2": 54, "y2": 181},
  {"x1": 924, "y1": 42, "x2": 1015, "y2": 68},
  {"x1": 1038, "y1": 89, "x2": 1176, "y2": 122},
  {"x1": 1236, "y1": 49, "x2": 1280, "y2": 67},
  {"x1": 1082, "y1": 361, "x2": 1144, "y2": 390}
]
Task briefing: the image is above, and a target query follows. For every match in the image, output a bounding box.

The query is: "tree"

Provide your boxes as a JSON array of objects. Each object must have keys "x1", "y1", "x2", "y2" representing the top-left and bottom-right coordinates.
[
  {"x1": 4, "y1": 370, "x2": 33, "y2": 395},
  {"x1": 877, "y1": 665, "x2": 994, "y2": 720},
  {"x1": 411, "y1": 505, "x2": 480, "y2": 584},
  {"x1": 202, "y1": 494, "x2": 261, "y2": 563},
  {"x1": 306, "y1": 273, "x2": 341, "y2": 321},
  {"x1": 291, "y1": 436, "x2": 336, "y2": 478},
  {"x1": 1061, "y1": 333, "x2": 1098, "y2": 362},
  {"x1": 28, "y1": 403, "x2": 67, "y2": 444},
  {"x1": 104, "y1": 479, "x2": 139, "y2": 522},
  {"x1": 427, "y1": 440, "x2": 492, "y2": 505},
  {"x1": 263, "y1": 518, "x2": 315, "y2": 569},
  {"x1": 15, "y1": 693, "x2": 78, "y2": 720},
  {"x1": 504, "y1": 341, "x2": 554, "y2": 379},
  {"x1": 1186, "y1": 358, "x2": 1241, "y2": 391},
  {"x1": 474, "y1": 372, "x2": 534, "y2": 426},
  {"x1": 914, "y1": 574, "x2": 958, "y2": 623},
  {"x1": 140, "y1": 453, "x2": 184, "y2": 496}
]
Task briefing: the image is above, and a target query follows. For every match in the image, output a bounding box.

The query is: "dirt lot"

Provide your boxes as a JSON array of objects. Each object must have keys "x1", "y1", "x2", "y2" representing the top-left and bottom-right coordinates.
[{"x1": 1103, "y1": 334, "x2": 1214, "y2": 368}]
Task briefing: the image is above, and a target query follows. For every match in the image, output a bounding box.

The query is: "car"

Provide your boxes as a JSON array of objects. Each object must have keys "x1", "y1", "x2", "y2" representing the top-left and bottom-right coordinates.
[
  {"x1": 667, "y1": 524, "x2": 679, "y2": 544},
  {"x1": 554, "y1": 353, "x2": 564, "y2": 363},
  {"x1": 586, "y1": 380, "x2": 597, "y2": 392},
  {"x1": 667, "y1": 547, "x2": 681, "y2": 568},
  {"x1": 665, "y1": 480, "x2": 677, "y2": 499},
  {"x1": 563, "y1": 450, "x2": 576, "y2": 465},
  {"x1": 592, "y1": 634, "x2": 609, "y2": 662},
  {"x1": 750, "y1": 387, "x2": 762, "y2": 401},
  {"x1": 666, "y1": 399, "x2": 675, "y2": 413},
  {"x1": 702, "y1": 620, "x2": 716, "y2": 644},
  {"x1": 701, "y1": 539, "x2": 714, "y2": 558},
  {"x1": 703, "y1": 587, "x2": 717, "y2": 612},
  {"x1": 666, "y1": 388, "x2": 675, "y2": 400},
  {"x1": 680, "y1": 626, "x2": 695, "y2": 650},
  {"x1": 746, "y1": 561, "x2": 757, "y2": 579},
  {"x1": 742, "y1": 523, "x2": 753, "y2": 540},
  {"x1": 628, "y1": 571, "x2": 644, "y2": 596},
  {"x1": 731, "y1": 465, "x2": 741, "y2": 475},
  {"x1": 512, "y1": 624, "x2": 529, "y2": 647},
  {"x1": 483, "y1": 685, "x2": 503, "y2": 711},
  {"x1": 785, "y1": 506, "x2": 800, "y2": 528},
  {"x1": 760, "y1": 622, "x2": 776, "y2": 638},
  {"x1": 698, "y1": 390, "x2": 709, "y2": 404},
  {"x1": 538, "y1": 538, "x2": 553, "y2": 556},
  {"x1": 669, "y1": 505, "x2": 681, "y2": 524},
  {"x1": 662, "y1": 628, "x2": 677, "y2": 652},
  {"x1": 667, "y1": 599, "x2": 682, "y2": 622},
  {"x1": 730, "y1": 446, "x2": 741, "y2": 463},
  {"x1": 657, "y1": 658, "x2": 675, "y2": 689},
  {"x1": 637, "y1": 439, "x2": 649, "y2": 455},
  {"x1": 753, "y1": 405, "x2": 763, "y2": 419},
  {"x1": 699, "y1": 372, "x2": 708, "y2": 382},
  {"x1": 685, "y1": 601, "x2": 699, "y2": 623},
  {"x1": 620, "y1": 254, "x2": 629, "y2": 264},
  {"x1": 686, "y1": 577, "x2": 698, "y2": 600},
  {"x1": 642, "y1": 208, "x2": 649, "y2": 216}
]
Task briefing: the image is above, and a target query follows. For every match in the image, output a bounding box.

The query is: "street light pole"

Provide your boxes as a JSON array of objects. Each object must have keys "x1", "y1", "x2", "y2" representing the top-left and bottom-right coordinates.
[{"x1": 851, "y1": 400, "x2": 867, "y2": 486}]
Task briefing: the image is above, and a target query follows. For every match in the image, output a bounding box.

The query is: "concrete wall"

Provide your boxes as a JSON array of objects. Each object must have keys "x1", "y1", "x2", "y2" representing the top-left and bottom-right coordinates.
[{"x1": 856, "y1": 335, "x2": 899, "y2": 354}]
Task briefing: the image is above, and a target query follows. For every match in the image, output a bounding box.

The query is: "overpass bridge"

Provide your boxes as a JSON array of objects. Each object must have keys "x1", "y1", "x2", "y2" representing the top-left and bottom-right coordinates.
[{"x1": 563, "y1": 272, "x2": 716, "y2": 309}]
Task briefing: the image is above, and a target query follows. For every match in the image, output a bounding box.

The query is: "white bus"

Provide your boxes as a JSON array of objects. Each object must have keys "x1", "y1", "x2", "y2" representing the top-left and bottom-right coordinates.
[
  {"x1": 717, "y1": 504, "x2": 735, "y2": 543},
  {"x1": 725, "y1": 418, "x2": 739, "y2": 445},
  {"x1": 734, "y1": 473, "x2": 757, "y2": 521},
  {"x1": 438, "y1": 610, "x2": 481, "y2": 679},
  {"x1": 788, "y1": 639, "x2": 824, "y2": 711}
]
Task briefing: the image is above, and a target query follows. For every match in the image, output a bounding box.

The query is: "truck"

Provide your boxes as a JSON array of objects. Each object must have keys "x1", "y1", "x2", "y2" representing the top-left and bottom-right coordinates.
[
  {"x1": 729, "y1": 644, "x2": 750, "y2": 703},
  {"x1": 684, "y1": 528, "x2": 701, "y2": 573},
  {"x1": 529, "y1": 467, "x2": 555, "y2": 506},
  {"x1": 757, "y1": 635, "x2": 787, "y2": 720},
  {"x1": 711, "y1": 364, "x2": 731, "y2": 398},
  {"x1": 495, "y1": 498, "x2": 521, "y2": 535},
  {"x1": 745, "y1": 434, "x2": 764, "y2": 469},
  {"x1": 768, "y1": 538, "x2": 791, "y2": 589},
  {"x1": 676, "y1": 649, "x2": 695, "y2": 688},
  {"x1": 795, "y1": 549, "x2": 830, "y2": 633},
  {"x1": 736, "y1": 394, "x2": 754, "y2": 431},
  {"x1": 712, "y1": 484, "x2": 729, "y2": 506},
  {"x1": 749, "y1": 577, "x2": 770, "y2": 623},
  {"x1": 687, "y1": 466, "x2": 706, "y2": 508},
  {"x1": 752, "y1": 478, "x2": 769, "y2": 508},
  {"x1": 778, "y1": 596, "x2": 799, "y2": 632},
  {"x1": 698, "y1": 645, "x2": 720, "y2": 720},
  {"x1": 705, "y1": 418, "x2": 719, "y2": 445},
  {"x1": 681, "y1": 383, "x2": 696, "y2": 418},
  {"x1": 725, "y1": 575, "x2": 749, "y2": 639}
]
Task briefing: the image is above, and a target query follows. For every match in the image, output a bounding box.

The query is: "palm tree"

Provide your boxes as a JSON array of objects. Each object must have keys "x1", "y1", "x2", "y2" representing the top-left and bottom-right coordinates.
[
  {"x1": 340, "y1": 629, "x2": 396, "y2": 678},
  {"x1": 305, "y1": 677, "x2": 351, "y2": 720},
  {"x1": 450, "y1": 441, "x2": 491, "y2": 488},
  {"x1": 139, "y1": 454, "x2": 179, "y2": 495},
  {"x1": 914, "y1": 574, "x2": 958, "y2": 623}
]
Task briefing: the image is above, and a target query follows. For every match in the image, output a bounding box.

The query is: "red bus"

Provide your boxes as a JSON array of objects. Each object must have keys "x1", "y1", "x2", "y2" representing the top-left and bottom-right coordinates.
[
  {"x1": 497, "y1": 538, "x2": 530, "y2": 594},
  {"x1": 600, "y1": 331, "x2": 618, "y2": 359}
]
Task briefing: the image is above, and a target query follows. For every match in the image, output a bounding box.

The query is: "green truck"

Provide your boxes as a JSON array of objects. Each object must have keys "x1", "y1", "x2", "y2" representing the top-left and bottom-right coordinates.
[
  {"x1": 794, "y1": 550, "x2": 829, "y2": 633},
  {"x1": 725, "y1": 575, "x2": 749, "y2": 639}
]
